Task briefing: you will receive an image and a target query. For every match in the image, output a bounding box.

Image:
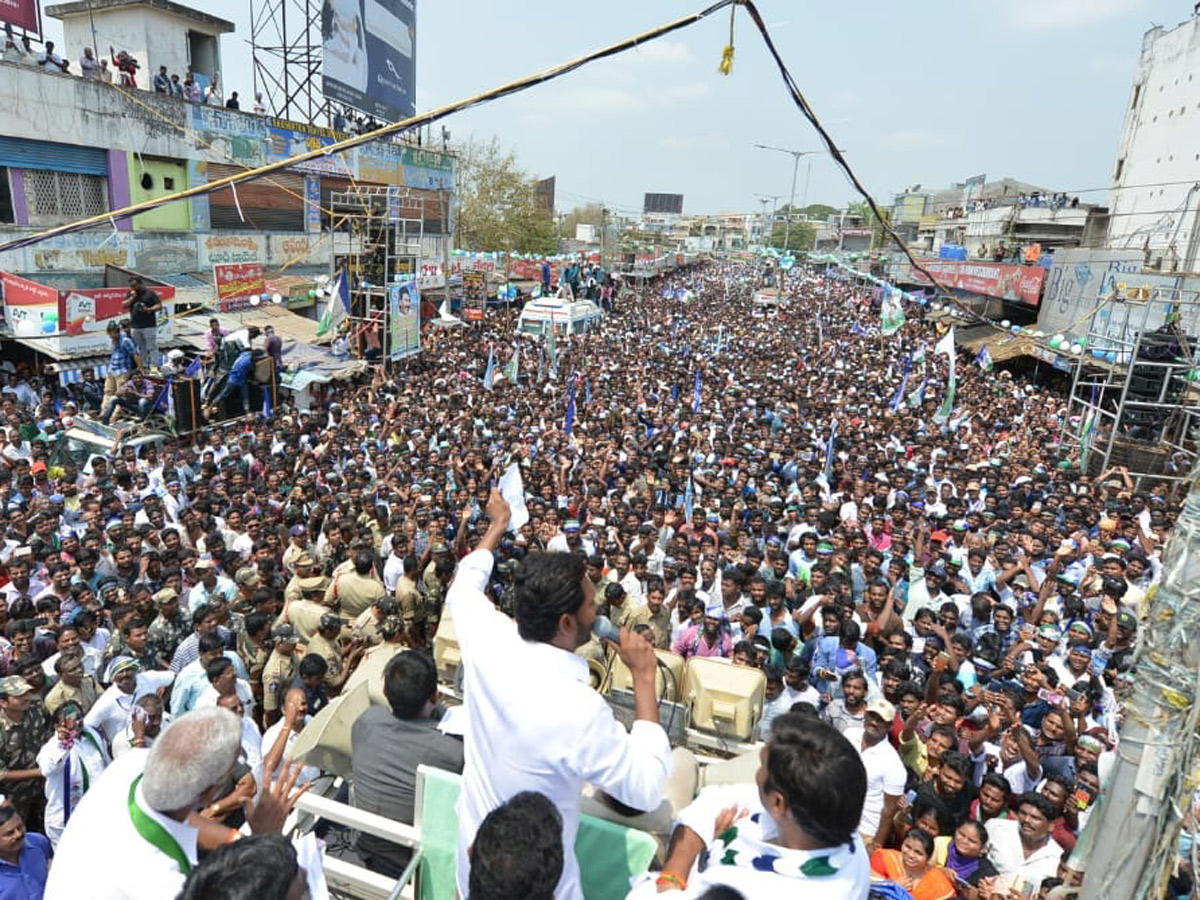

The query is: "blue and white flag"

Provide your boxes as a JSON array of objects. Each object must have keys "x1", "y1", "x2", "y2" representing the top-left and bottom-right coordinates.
[
  {"x1": 482, "y1": 346, "x2": 497, "y2": 391},
  {"x1": 684, "y1": 472, "x2": 695, "y2": 526},
  {"x1": 975, "y1": 344, "x2": 993, "y2": 373},
  {"x1": 564, "y1": 377, "x2": 577, "y2": 438},
  {"x1": 890, "y1": 353, "x2": 913, "y2": 412},
  {"x1": 692, "y1": 369, "x2": 702, "y2": 414},
  {"x1": 823, "y1": 418, "x2": 839, "y2": 485}
]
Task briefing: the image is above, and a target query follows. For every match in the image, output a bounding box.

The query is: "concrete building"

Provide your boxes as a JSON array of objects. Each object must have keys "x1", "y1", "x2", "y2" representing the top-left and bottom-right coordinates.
[
  {"x1": 1108, "y1": 15, "x2": 1200, "y2": 272},
  {"x1": 0, "y1": 0, "x2": 454, "y2": 371},
  {"x1": 48, "y1": 0, "x2": 231, "y2": 92}
]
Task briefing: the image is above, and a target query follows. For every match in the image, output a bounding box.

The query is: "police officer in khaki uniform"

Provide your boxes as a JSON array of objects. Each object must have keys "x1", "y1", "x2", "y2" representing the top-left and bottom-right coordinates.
[
  {"x1": 261, "y1": 623, "x2": 299, "y2": 727},
  {"x1": 283, "y1": 552, "x2": 319, "y2": 607},
  {"x1": 394, "y1": 554, "x2": 427, "y2": 647},
  {"x1": 307, "y1": 612, "x2": 363, "y2": 694},
  {"x1": 351, "y1": 596, "x2": 399, "y2": 648},
  {"x1": 284, "y1": 575, "x2": 331, "y2": 643},
  {"x1": 325, "y1": 550, "x2": 385, "y2": 621}
]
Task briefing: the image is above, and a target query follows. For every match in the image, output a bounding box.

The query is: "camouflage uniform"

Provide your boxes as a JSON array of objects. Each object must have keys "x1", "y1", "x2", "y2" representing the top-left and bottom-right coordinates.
[
  {"x1": 0, "y1": 703, "x2": 51, "y2": 824},
  {"x1": 147, "y1": 610, "x2": 191, "y2": 668}
]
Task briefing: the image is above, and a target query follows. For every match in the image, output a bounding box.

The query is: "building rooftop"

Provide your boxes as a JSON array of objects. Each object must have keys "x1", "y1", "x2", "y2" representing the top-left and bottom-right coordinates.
[{"x1": 46, "y1": 0, "x2": 235, "y2": 33}]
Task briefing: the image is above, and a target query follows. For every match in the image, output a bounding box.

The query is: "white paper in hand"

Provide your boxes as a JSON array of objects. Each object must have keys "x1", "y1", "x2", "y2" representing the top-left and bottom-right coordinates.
[{"x1": 498, "y1": 463, "x2": 529, "y2": 534}]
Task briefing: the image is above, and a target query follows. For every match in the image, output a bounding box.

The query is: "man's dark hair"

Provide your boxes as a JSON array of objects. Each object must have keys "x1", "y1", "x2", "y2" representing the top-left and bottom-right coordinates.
[
  {"x1": 198, "y1": 632, "x2": 225, "y2": 654},
  {"x1": 468, "y1": 791, "x2": 563, "y2": 900},
  {"x1": 205, "y1": 656, "x2": 233, "y2": 684},
  {"x1": 382, "y1": 651, "x2": 437, "y2": 718},
  {"x1": 353, "y1": 551, "x2": 373, "y2": 576},
  {"x1": 939, "y1": 750, "x2": 972, "y2": 782},
  {"x1": 298, "y1": 653, "x2": 328, "y2": 679},
  {"x1": 1016, "y1": 790, "x2": 1057, "y2": 821},
  {"x1": 179, "y1": 833, "x2": 299, "y2": 900},
  {"x1": 513, "y1": 552, "x2": 587, "y2": 643},
  {"x1": 762, "y1": 713, "x2": 866, "y2": 847}
]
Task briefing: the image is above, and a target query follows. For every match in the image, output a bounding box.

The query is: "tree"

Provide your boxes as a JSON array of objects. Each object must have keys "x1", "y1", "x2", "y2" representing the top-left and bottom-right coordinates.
[
  {"x1": 800, "y1": 203, "x2": 837, "y2": 220},
  {"x1": 454, "y1": 138, "x2": 556, "y2": 254},
  {"x1": 560, "y1": 203, "x2": 605, "y2": 242},
  {"x1": 769, "y1": 220, "x2": 816, "y2": 253}
]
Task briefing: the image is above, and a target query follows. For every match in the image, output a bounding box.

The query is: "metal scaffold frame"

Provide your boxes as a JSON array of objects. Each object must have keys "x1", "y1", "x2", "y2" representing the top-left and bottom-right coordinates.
[
  {"x1": 1061, "y1": 287, "x2": 1200, "y2": 494},
  {"x1": 250, "y1": 0, "x2": 330, "y2": 125},
  {"x1": 330, "y1": 187, "x2": 424, "y2": 359}
]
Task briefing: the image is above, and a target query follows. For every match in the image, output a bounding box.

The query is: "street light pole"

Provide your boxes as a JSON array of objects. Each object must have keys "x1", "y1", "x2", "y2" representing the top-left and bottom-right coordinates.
[{"x1": 754, "y1": 144, "x2": 845, "y2": 254}]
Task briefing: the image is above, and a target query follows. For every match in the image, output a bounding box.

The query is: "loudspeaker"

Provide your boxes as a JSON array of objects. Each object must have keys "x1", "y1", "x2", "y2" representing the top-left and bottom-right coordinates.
[{"x1": 172, "y1": 378, "x2": 202, "y2": 434}]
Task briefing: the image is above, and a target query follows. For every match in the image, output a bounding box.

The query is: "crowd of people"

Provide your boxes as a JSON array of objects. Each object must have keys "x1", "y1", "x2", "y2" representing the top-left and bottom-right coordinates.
[{"x1": 0, "y1": 257, "x2": 1178, "y2": 899}]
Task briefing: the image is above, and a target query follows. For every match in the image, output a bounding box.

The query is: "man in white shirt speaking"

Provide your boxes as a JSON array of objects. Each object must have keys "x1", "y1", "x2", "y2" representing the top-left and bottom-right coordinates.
[{"x1": 449, "y1": 489, "x2": 672, "y2": 900}]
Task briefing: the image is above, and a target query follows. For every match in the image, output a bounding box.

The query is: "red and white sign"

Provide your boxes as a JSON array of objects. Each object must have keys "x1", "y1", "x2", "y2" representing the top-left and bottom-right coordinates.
[
  {"x1": 896, "y1": 258, "x2": 1046, "y2": 306},
  {"x1": 214, "y1": 262, "x2": 267, "y2": 311},
  {"x1": 0, "y1": 0, "x2": 40, "y2": 34}
]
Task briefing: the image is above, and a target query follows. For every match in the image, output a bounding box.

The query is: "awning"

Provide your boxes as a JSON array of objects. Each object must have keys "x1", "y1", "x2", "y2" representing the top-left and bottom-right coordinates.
[{"x1": 956, "y1": 325, "x2": 1033, "y2": 363}]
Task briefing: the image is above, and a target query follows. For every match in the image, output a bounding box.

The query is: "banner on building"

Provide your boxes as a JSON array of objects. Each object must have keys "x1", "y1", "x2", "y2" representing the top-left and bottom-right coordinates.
[
  {"x1": 894, "y1": 258, "x2": 1046, "y2": 306},
  {"x1": 462, "y1": 270, "x2": 486, "y2": 322},
  {"x1": 389, "y1": 279, "x2": 420, "y2": 360},
  {"x1": 322, "y1": 0, "x2": 417, "y2": 122},
  {"x1": 0, "y1": 0, "x2": 39, "y2": 34},
  {"x1": 214, "y1": 262, "x2": 267, "y2": 311}
]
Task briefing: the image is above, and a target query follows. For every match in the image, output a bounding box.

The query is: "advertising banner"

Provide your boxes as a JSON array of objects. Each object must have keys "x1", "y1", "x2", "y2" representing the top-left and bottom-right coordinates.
[
  {"x1": 0, "y1": 0, "x2": 39, "y2": 34},
  {"x1": 214, "y1": 262, "x2": 267, "y2": 310},
  {"x1": 2, "y1": 272, "x2": 59, "y2": 337},
  {"x1": 896, "y1": 258, "x2": 1046, "y2": 307},
  {"x1": 462, "y1": 270, "x2": 486, "y2": 322},
  {"x1": 322, "y1": 0, "x2": 416, "y2": 122},
  {"x1": 389, "y1": 280, "x2": 420, "y2": 360}
]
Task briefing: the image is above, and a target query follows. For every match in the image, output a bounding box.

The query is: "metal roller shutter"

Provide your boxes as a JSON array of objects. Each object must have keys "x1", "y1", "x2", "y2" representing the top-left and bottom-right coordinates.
[
  {"x1": 208, "y1": 164, "x2": 305, "y2": 232},
  {"x1": 0, "y1": 137, "x2": 108, "y2": 175}
]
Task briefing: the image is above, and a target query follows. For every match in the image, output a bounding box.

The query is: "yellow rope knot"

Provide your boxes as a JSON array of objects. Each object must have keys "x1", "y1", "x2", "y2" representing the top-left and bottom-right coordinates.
[{"x1": 719, "y1": 44, "x2": 735, "y2": 75}]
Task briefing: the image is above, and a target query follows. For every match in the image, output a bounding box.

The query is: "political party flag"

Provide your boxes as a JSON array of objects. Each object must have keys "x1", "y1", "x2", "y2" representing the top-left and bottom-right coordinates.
[
  {"x1": 975, "y1": 345, "x2": 993, "y2": 373},
  {"x1": 890, "y1": 353, "x2": 913, "y2": 412},
  {"x1": 684, "y1": 472, "x2": 695, "y2": 526},
  {"x1": 881, "y1": 287, "x2": 906, "y2": 336},
  {"x1": 564, "y1": 377, "x2": 577, "y2": 438},
  {"x1": 934, "y1": 327, "x2": 956, "y2": 425},
  {"x1": 185, "y1": 355, "x2": 203, "y2": 378},
  {"x1": 482, "y1": 346, "x2": 497, "y2": 391},
  {"x1": 502, "y1": 343, "x2": 519, "y2": 385},
  {"x1": 692, "y1": 369, "x2": 702, "y2": 414},
  {"x1": 823, "y1": 418, "x2": 839, "y2": 485},
  {"x1": 316, "y1": 273, "x2": 348, "y2": 338},
  {"x1": 907, "y1": 377, "x2": 928, "y2": 409},
  {"x1": 262, "y1": 386, "x2": 272, "y2": 419}
]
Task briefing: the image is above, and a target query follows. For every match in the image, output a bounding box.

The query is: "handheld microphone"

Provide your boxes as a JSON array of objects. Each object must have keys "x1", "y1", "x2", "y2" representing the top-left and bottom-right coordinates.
[{"x1": 593, "y1": 614, "x2": 621, "y2": 645}]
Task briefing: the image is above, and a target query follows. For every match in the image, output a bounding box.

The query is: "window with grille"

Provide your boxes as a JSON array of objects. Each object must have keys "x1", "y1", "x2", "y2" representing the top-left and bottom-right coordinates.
[{"x1": 24, "y1": 170, "x2": 108, "y2": 225}]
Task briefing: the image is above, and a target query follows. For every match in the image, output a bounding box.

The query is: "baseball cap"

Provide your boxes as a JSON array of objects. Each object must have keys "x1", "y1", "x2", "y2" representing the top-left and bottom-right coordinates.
[
  {"x1": 293, "y1": 552, "x2": 316, "y2": 568},
  {"x1": 194, "y1": 555, "x2": 215, "y2": 570},
  {"x1": 1116, "y1": 611, "x2": 1138, "y2": 630},
  {"x1": 234, "y1": 567, "x2": 261, "y2": 587},
  {"x1": 0, "y1": 676, "x2": 33, "y2": 697},
  {"x1": 866, "y1": 697, "x2": 896, "y2": 722},
  {"x1": 271, "y1": 623, "x2": 298, "y2": 642},
  {"x1": 152, "y1": 587, "x2": 179, "y2": 606}
]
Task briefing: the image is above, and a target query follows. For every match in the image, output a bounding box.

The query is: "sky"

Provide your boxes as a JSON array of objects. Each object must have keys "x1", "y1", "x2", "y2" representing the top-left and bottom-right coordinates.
[{"x1": 39, "y1": 0, "x2": 1195, "y2": 217}]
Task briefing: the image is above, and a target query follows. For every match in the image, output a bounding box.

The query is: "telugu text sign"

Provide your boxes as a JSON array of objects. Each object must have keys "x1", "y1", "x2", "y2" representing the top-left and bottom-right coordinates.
[{"x1": 214, "y1": 262, "x2": 267, "y2": 310}]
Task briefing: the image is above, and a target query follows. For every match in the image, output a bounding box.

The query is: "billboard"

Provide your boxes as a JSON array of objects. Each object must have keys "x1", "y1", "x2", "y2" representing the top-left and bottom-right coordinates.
[
  {"x1": 389, "y1": 280, "x2": 420, "y2": 360},
  {"x1": 643, "y1": 193, "x2": 684, "y2": 215},
  {"x1": 893, "y1": 258, "x2": 1046, "y2": 307},
  {"x1": 2, "y1": 272, "x2": 175, "y2": 356},
  {"x1": 322, "y1": 0, "x2": 416, "y2": 122},
  {"x1": 0, "y1": 0, "x2": 39, "y2": 34},
  {"x1": 462, "y1": 271, "x2": 486, "y2": 322}
]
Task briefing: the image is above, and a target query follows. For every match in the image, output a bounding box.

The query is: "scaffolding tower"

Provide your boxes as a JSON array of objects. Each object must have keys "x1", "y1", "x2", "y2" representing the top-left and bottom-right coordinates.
[
  {"x1": 1061, "y1": 287, "x2": 1200, "y2": 495},
  {"x1": 330, "y1": 187, "x2": 424, "y2": 360},
  {"x1": 250, "y1": 0, "x2": 330, "y2": 125}
]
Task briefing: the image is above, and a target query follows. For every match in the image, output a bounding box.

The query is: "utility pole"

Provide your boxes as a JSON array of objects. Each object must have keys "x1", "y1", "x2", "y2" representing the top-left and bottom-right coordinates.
[
  {"x1": 756, "y1": 193, "x2": 782, "y2": 250},
  {"x1": 754, "y1": 145, "x2": 842, "y2": 254},
  {"x1": 1076, "y1": 465, "x2": 1200, "y2": 900},
  {"x1": 600, "y1": 205, "x2": 608, "y2": 271}
]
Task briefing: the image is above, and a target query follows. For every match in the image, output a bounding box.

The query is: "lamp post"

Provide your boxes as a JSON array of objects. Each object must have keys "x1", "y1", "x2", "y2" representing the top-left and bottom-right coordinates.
[{"x1": 753, "y1": 145, "x2": 841, "y2": 253}]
